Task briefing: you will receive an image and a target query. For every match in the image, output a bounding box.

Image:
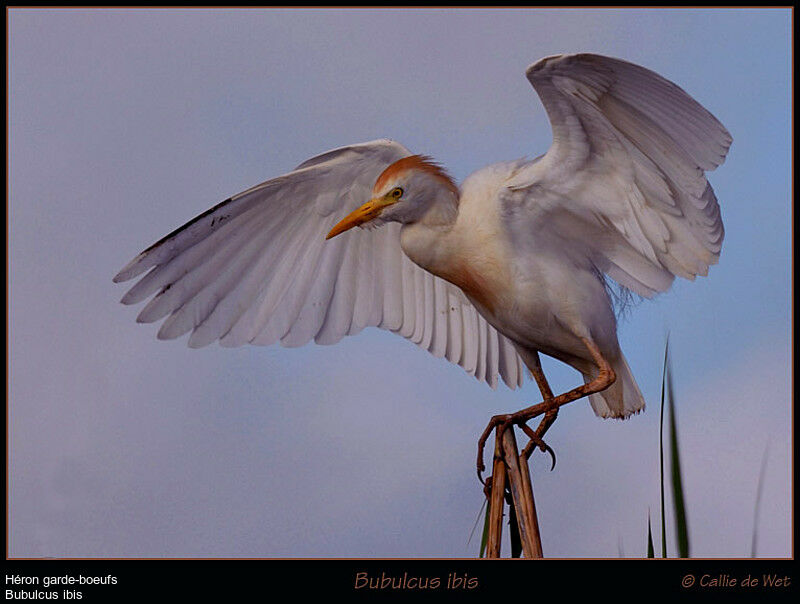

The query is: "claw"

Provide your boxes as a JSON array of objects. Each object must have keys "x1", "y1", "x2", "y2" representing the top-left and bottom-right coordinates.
[
  {"x1": 476, "y1": 414, "x2": 512, "y2": 486},
  {"x1": 482, "y1": 477, "x2": 492, "y2": 499},
  {"x1": 519, "y1": 423, "x2": 557, "y2": 470},
  {"x1": 542, "y1": 441, "x2": 557, "y2": 471}
]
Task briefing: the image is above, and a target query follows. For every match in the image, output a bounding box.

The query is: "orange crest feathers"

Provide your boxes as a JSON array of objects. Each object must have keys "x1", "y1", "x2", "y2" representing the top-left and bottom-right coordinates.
[{"x1": 374, "y1": 155, "x2": 459, "y2": 196}]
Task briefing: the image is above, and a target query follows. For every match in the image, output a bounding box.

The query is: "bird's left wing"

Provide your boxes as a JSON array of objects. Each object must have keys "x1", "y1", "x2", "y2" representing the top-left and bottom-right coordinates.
[
  {"x1": 505, "y1": 53, "x2": 732, "y2": 297},
  {"x1": 114, "y1": 139, "x2": 525, "y2": 389}
]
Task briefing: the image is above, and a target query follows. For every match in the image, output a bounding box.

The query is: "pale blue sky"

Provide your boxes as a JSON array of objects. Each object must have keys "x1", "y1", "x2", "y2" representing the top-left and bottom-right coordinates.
[{"x1": 9, "y1": 8, "x2": 791, "y2": 558}]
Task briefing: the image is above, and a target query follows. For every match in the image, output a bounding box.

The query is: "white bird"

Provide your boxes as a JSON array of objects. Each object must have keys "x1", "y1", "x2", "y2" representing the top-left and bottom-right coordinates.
[{"x1": 114, "y1": 53, "x2": 731, "y2": 474}]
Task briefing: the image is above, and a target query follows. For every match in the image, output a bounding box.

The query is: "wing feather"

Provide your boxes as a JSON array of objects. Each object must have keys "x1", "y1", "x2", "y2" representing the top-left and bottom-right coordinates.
[
  {"x1": 430, "y1": 277, "x2": 449, "y2": 359},
  {"x1": 475, "y1": 316, "x2": 487, "y2": 385},
  {"x1": 398, "y1": 254, "x2": 418, "y2": 340},
  {"x1": 511, "y1": 53, "x2": 731, "y2": 297},
  {"x1": 378, "y1": 224, "x2": 404, "y2": 331},
  {"x1": 460, "y1": 304, "x2": 479, "y2": 375},
  {"x1": 115, "y1": 139, "x2": 525, "y2": 389},
  {"x1": 445, "y1": 288, "x2": 463, "y2": 367},
  {"x1": 310, "y1": 229, "x2": 360, "y2": 345}
]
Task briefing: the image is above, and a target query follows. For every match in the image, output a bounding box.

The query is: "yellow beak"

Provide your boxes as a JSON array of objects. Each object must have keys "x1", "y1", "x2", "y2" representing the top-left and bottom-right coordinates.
[{"x1": 326, "y1": 198, "x2": 389, "y2": 240}]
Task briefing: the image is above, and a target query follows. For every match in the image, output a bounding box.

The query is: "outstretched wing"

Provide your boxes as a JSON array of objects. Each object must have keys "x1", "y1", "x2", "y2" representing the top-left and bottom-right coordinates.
[
  {"x1": 114, "y1": 139, "x2": 525, "y2": 389},
  {"x1": 506, "y1": 53, "x2": 732, "y2": 297}
]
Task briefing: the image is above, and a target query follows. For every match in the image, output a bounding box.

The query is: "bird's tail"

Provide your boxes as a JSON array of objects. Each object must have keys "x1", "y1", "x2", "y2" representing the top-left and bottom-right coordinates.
[{"x1": 585, "y1": 352, "x2": 645, "y2": 419}]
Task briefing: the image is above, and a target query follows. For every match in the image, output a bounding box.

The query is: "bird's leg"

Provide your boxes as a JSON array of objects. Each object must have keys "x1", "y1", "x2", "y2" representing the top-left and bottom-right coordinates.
[
  {"x1": 514, "y1": 338, "x2": 616, "y2": 452},
  {"x1": 478, "y1": 338, "x2": 616, "y2": 482},
  {"x1": 477, "y1": 350, "x2": 554, "y2": 481},
  {"x1": 477, "y1": 351, "x2": 553, "y2": 483},
  {"x1": 522, "y1": 352, "x2": 558, "y2": 468},
  {"x1": 528, "y1": 350, "x2": 554, "y2": 400}
]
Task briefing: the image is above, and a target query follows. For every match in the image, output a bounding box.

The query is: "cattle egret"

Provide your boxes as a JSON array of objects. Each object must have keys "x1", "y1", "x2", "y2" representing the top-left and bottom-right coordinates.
[{"x1": 114, "y1": 54, "x2": 731, "y2": 476}]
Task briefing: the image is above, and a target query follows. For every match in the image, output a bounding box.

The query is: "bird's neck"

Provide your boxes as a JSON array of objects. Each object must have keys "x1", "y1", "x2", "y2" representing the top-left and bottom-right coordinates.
[
  {"x1": 400, "y1": 191, "x2": 509, "y2": 316},
  {"x1": 419, "y1": 189, "x2": 459, "y2": 228},
  {"x1": 399, "y1": 193, "x2": 459, "y2": 278}
]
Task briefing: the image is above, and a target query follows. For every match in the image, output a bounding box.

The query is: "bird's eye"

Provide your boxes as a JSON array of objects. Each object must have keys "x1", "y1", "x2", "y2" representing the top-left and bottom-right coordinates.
[{"x1": 390, "y1": 187, "x2": 404, "y2": 199}]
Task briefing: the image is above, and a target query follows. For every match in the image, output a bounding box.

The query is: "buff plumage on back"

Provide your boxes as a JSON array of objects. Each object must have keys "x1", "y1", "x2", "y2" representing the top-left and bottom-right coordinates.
[{"x1": 114, "y1": 139, "x2": 525, "y2": 390}]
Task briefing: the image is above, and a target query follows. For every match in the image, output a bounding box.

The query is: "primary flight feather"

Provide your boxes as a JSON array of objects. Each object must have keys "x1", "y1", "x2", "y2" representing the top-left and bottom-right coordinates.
[{"x1": 115, "y1": 53, "x2": 730, "y2": 422}]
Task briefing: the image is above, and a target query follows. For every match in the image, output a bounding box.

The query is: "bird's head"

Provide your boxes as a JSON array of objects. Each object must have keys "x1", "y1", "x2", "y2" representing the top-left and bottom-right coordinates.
[{"x1": 326, "y1": 155, "x2": 458, "y2": 239}]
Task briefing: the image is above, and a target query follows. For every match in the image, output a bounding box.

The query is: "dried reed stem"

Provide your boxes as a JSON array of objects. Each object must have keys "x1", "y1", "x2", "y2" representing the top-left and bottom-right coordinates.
[
  {"x1": 501, "y1": 427, "x2": 543, "y2": 558},
  {"x1": 486, "y1": 428, "x2": 507, "y2": 557},
  {"x1": 484, "y1": 425, "x2": 544, "y2": 558},
  {"x1": 517, "y1": 445, "x2": 543, "y2": 557}
]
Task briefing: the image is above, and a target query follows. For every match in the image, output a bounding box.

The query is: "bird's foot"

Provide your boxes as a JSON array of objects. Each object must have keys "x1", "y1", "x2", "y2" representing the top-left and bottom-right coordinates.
[
  {"x1": 476, "y1": 406, "x2": 557, "y2": 484},
  {"x1": 519, "y1": 423, "x2": 557, "y2": 471},
  {"x1": 476, "y1": 413, "x2": 513, "y2": 485}
]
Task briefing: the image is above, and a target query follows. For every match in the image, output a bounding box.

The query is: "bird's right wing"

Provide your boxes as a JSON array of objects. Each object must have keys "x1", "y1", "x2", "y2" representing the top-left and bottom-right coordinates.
[
  {"x1": 505, "y1": 53, "x2": 732, "y2": 297},
  {"x1": 114, "y1": 139, "x2": 525, "y2": 389}
]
